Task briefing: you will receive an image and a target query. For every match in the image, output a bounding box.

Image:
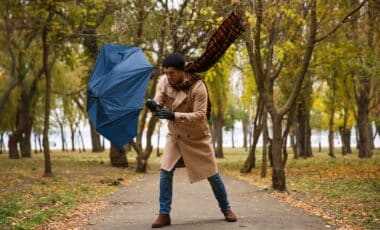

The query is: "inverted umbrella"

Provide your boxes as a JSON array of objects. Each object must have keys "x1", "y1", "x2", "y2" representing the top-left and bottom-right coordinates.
[{"x1": 87, "y1": 44, "x2": 153, "y2": 148}]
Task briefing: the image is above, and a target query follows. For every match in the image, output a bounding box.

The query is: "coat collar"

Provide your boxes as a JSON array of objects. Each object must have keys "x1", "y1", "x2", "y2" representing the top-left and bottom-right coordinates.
[{"x1": 172, "y1": 90, "x2": 187, "y2": 111}]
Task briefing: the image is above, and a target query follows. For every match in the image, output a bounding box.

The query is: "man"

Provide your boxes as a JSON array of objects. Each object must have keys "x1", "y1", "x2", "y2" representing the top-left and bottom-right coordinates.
[{"x1": 146, "y1": 53, "x2": 237, "y2": 228}]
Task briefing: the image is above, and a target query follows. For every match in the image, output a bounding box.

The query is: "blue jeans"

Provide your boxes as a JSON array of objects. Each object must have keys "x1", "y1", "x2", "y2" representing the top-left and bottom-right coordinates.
[{"x1": 159, "y1": 168, "x2": 231, "y2": 214}]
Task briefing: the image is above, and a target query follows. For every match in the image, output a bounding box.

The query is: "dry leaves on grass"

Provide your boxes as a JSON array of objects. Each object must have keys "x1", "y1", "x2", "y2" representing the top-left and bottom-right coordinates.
[
  {"x1": 37, "y1": 200, "x2": 111, "y2": 230},
  {"x1": 269, "y1": 191, "x2": 364, "y2": 230},
  {"x1": 222, "y1": 168, "x2": 365, "y2": 230}
]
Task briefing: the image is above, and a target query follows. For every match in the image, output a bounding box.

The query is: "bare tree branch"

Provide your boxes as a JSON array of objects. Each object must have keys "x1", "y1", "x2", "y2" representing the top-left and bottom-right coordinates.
[{"x1": 315, "y1": 0, "x2": 367, "y2": 43}]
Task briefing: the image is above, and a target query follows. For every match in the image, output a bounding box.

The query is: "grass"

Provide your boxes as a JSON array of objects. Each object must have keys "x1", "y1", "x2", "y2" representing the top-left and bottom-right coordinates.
[
  {"x1": 217, "y1": 147, "x2": 380, "y2": 229},
  {"x1": 0, "y1": 150, "x2": 141, "y2": 230}
]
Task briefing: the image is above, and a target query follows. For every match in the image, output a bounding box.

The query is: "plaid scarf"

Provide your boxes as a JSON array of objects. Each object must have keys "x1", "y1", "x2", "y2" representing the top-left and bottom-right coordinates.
[
  {"x1": 171, "y1": 11, "x2": 246, "y2": 121},
  {"x1": 184, "y1": 11, "x2": 247, "y2": 73},
  {"x1": 170, "y1": 72, "x2": 201, "y2": 91}
]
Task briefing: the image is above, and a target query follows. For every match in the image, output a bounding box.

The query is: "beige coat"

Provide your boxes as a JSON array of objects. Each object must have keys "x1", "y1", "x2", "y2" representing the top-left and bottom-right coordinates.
[{"x1": 154, "y1": 75, "x2": 218, "y2": 183}]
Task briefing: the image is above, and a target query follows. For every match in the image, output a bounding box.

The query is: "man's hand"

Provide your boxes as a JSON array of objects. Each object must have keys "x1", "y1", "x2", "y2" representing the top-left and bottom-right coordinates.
[
  {"x1": 146, "y1": 99, "x2": 158, "y2": 112},
  {"x1": 156, "y1": 109, "x2": 175, "y2": 121}
]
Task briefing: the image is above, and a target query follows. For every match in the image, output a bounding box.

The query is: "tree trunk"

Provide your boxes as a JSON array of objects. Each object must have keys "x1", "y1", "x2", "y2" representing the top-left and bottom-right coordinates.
[
  {"x1": 20, "y1": 123, "x2": 32, "y2": 158},
  {"x1": 231, "y1": 126, "x2": 235, "y2": 149},
  {"x1": 82, "y1": 25, "x2": 103, "y2": 153},
  {"x1": 290, "y1": 129, "x2": 296, "y2": 157},
  {"x1": 240, "y1": 129, "x2": 260, "y2": 173},
  {"x1": 328, "y1": 108, "x2": 336, "y2": 158},
  {"x1": 136, "y1": 155, "x2": 147, "y2": 172},
  {"x1": 268, "y1": 138, "x2": 273, "y2": 167},
  {"x1": 354, "y1": 0, "x2": 374, "y2": 158},
  {"x1": 295, "y1": 100, "x2": 312, "y2": 158},
  {"x1": 0, "y1": 132, "x2": 4, "y2": 154},
  {"x1": 78, "y1": 129, "x2": 85, "y2": 152},
  {"x1": 271, "y1": 115, "x2": 286, "y2": 191},
  {"x1": 214, "y1": 113, "x2": 224, "y2": 158},
  {"x1": 241, "y1": 97, "x2": 264, "y2": 173},
  {"x1": 339, "y1": 127, "x2": 345, "y2": 155},
  {"x1": 242, "y1": 119, "x2": 249, "y2": 150},
  {"x1": 340, "y1": 103, "x2": 352, "y2": 155},
  {"x1": 34, "y1": 133, "x2": 38, "y2": 153},
  {"x1": 89, "y1": 121, "x2": 103, "y2": 152},
  {"x1": 8, "y1": 105, "x2": 23, "y2": 159},
  {"x1": 339, "y1": 127, "x2": 352, "y2": 155},
  {"x1": 20, "y1": 91, "x2": 32, "y2": 158},
  {"x1": 261, "y1": 110, "x2": 268, "y2": 178},
  {"x1": 368, "y1": 125, "x2": 375, "y2": 150},
  {"x1": 38, "y1": 133, "x2": 43, "y2": 153},
  {"x1": 346, "y1": 129, "x2": 352, "y2": 153},
  {"x1": 319, "y1": 131, "x2": 322, "y2": 152},
  {"x1": 7, "y1": 39, "x2": 30, "y2": 159},
  {"x1": 293, "y1": 120, "x2": 299, "y2": 159},
  {"x1": 8, "y1": 131, "x2": 20, "y2": 159},
  {"x1": 211, "y1": 123, "x2": 217, "y2": 150},
  {"x1": 70, "y1": 124, "x2": 75, "y2": 151},
  {"x1": 59, "y1": 122, "x2": 66, "y2": 152},
  {"x1": 306, "y1": 124, "x2": 312, "y2": 157},
  {"x1": 134, "y1": 115, "x2": 157, "y2": 172},
  {"x1": 282, "y1": 135, "x2": 288, "y2": 167},
  {"x1": 109, "y1": 144, "x2": 128, "y2": 167},
  {"x1": 42, "y1": 7, "x2": 53, "y2": 177},
  {"x1": 356, "y1": 96, "x2": 372, "y2": 158}
]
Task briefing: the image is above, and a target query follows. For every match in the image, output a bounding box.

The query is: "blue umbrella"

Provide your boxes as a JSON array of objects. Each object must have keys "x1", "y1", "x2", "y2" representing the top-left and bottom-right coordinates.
[{"x1": 87, "y1": 44, "x2": 153, "y2": 148}]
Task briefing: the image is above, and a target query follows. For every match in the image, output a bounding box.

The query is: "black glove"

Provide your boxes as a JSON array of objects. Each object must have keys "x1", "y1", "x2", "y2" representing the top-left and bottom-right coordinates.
[
  {"x1": 156, "y1": 109, "x2": 175, "y2": 121},
  {"x1": 146, "y1": 99, "x2": 158, "y2": 112}
]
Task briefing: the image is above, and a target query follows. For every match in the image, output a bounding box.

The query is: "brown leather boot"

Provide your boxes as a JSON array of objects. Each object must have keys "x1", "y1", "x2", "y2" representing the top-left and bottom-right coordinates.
[
  {"x1": 223, "y1": 210, "x2": 237, "y2": 222},
  {"x1": 151, "y1": 214, "x2": 171, "y2": 228}
]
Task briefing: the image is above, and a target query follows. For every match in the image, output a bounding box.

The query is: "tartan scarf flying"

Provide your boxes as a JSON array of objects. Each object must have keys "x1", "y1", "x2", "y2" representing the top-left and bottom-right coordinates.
[
  {"x1": 185, "y1": 11, "x2": 247, "y2": 73},
  {"x1": 170, "y1": 10, "x2": 246, "y2": 121}
]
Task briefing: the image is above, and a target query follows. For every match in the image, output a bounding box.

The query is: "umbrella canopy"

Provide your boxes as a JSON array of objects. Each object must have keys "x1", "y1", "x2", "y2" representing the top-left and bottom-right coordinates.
[{"x1": 87, "y1": 44, "x2": 153, "y2": 148}]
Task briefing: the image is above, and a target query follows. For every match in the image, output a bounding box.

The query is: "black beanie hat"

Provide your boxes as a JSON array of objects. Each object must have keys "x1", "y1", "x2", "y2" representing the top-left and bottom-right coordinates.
[{"x1": 162, "y1": 52, "x2": 185, "y2": 70}]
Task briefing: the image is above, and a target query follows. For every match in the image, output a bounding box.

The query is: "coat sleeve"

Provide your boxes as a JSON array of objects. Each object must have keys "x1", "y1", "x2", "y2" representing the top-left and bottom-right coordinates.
[
  {"x1": 154, "y1": 75, "x2": 166, "y2": 107},
  {"x1": 174, "y1": 82, "x2": 208, "y2": 124}
]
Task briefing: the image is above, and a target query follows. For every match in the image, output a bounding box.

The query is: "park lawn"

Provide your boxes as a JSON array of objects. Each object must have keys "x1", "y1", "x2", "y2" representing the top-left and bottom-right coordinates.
[
  {"x1": 0, "y1": 150, "x2": 141, "y2": 230},
  {"x1": 217, "y1": 148, "x2": 380, "y2": 229}
]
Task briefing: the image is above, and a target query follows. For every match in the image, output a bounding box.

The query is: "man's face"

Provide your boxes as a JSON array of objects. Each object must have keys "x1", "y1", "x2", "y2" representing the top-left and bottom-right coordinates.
[{"x1": 164, "y1": 67, "x2": 184, "y2": 86}]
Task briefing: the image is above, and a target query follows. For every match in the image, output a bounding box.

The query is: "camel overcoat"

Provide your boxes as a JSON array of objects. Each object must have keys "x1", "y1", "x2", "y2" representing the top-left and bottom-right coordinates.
[{"x1": 154, "y1": 75, "x2": 218, "y2": 183}]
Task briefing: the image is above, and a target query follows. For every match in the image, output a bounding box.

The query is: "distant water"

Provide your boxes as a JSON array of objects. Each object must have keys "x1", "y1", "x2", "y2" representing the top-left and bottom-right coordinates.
[{"x1": 1, "y1": 121, "x2": 379, "y2": 150}]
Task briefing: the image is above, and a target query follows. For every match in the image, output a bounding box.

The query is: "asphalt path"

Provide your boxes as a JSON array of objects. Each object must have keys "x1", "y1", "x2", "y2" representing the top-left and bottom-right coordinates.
[{"x1": 85, "y1": 168, "x2": 333, "y2": 230}]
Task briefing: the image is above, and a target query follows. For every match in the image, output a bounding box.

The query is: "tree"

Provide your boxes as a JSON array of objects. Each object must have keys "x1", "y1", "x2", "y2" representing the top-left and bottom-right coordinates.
[
  {"x1": 238, "y1": 51, "x2": 261, "y2": 173},
  {"x1": 243, "y1": 0, "x2": 365, "y2": 191},
  {"x1": 41, "y1": 2, "x2": 57, "y2": 176},
  {"x1": 350, "y1": 0, "x2": 378, "y2": 158},
  {"x1": 205, "y1": 47, "x2": 235, "y2": 158},
  {"x1": 243, "y1": 0, "x2": 318, "y2": 190},
  {"x1": 0, "y1": 1, "x2": 43, "y2": 158}
]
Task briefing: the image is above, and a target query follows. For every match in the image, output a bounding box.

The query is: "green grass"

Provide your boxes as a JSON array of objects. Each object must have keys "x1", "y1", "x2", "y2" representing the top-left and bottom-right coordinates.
[
  {"x1": 217, "y1": 147, "x2": 380, "y2": 229},
  {"x1": 0, "y1": 150, "x2": 140, "y2": 230}
]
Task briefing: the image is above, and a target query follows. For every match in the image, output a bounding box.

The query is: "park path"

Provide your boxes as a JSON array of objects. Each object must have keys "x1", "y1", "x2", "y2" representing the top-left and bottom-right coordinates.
[{"x1": 84, "y1": 169, "x2": 333, "y2": 230}]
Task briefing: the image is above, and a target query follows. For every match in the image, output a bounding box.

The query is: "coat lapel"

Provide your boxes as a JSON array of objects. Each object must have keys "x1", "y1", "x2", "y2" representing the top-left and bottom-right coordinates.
[{"x1": 172, "y1": 90, "x2": 187, "y2": 111}]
